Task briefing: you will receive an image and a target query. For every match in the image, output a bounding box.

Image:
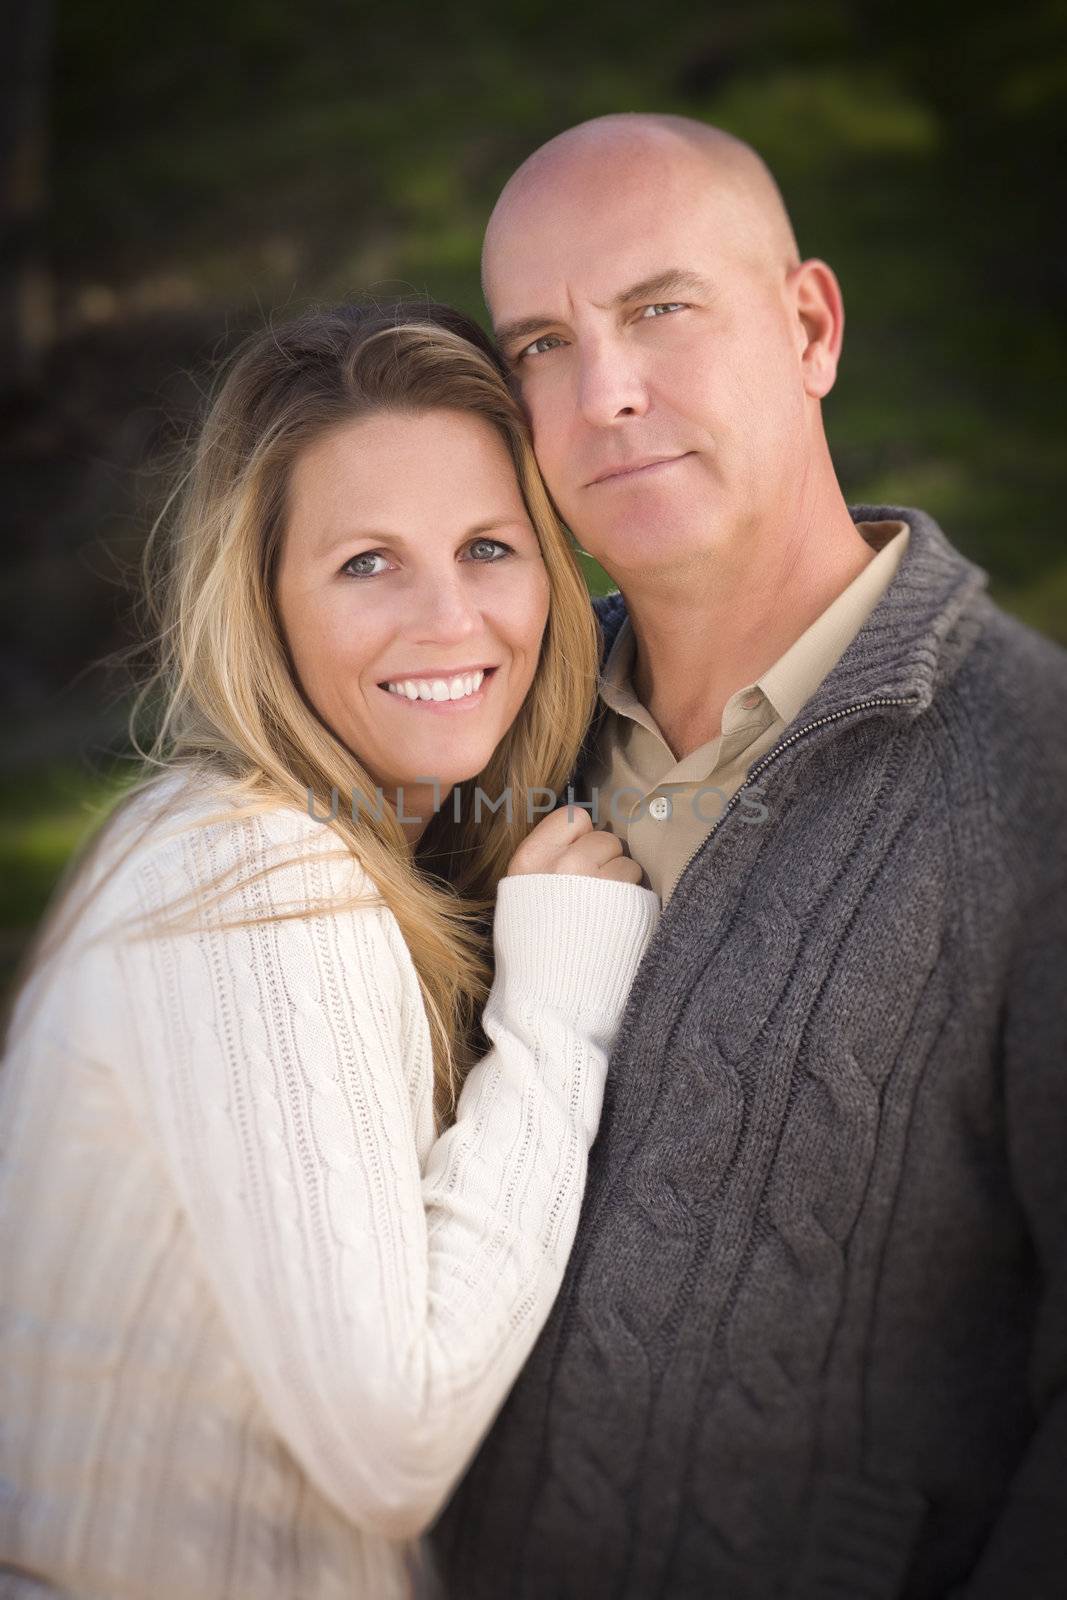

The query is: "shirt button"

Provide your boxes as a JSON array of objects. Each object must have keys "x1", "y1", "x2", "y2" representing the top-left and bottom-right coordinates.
[
  {"x1": 740, "y1": 690, "x2": 762, "y2": 710},
  {"x1": 648, "y1": 795, "x2": 672, "y2": 821}
]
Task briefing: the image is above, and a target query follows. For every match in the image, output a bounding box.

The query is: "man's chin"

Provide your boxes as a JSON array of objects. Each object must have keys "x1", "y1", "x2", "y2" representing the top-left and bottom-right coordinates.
[{"x1": 579, "y1": 515, "x2": 718, "y2": 578}]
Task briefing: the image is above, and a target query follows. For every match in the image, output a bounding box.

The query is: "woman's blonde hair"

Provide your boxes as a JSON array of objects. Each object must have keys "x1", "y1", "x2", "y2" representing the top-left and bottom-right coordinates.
[{"x1": 5, "y1": 302, "x2": 601, "y2": 1129}]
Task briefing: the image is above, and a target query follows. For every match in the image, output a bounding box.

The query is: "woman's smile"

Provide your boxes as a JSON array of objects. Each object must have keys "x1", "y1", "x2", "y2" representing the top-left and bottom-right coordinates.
[{"x1": 379, "y1": 665, "x2": 498, "y2": 712}]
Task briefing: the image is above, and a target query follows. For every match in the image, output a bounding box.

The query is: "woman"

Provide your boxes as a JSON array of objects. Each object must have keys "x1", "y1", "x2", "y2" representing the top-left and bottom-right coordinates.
[{"x1": 0, "y1": 303, "x2": 660, "y2": 1599}]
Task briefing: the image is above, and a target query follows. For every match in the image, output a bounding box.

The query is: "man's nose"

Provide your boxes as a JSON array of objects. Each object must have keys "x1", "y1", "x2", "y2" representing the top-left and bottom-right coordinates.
[{"x1": 575, "y1": 338, "x2": 650, "y2": 427}]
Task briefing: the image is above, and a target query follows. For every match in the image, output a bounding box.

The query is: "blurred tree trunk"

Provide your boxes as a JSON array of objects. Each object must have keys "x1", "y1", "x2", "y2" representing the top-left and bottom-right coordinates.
[{"x1": 1, "y1": 0, "x2": 54, "y2": 399}]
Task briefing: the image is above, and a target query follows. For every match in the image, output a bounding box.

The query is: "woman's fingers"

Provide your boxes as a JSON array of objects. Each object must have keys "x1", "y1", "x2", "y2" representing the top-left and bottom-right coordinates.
[
  {"x1": 504, "y1": 805, "x2": 595, "y2": 876},
  {"x1": 594, "y1": 854, "x2": 645, "y2": 885},
  {"x1": 558, "y1": 827, "x2": 628, "y2": 874},
  {"x1": 505, "y1": 805, "x2": 643, "y2": 882}
]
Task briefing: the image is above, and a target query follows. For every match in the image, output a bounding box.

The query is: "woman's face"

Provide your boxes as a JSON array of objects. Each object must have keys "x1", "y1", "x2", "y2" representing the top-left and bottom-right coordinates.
[{"x1": 275, "y1": 407, "x2": 551, "y2": 828}]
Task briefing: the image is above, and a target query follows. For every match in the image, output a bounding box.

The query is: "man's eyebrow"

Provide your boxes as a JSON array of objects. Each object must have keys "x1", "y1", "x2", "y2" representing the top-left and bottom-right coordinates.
[
  {"x1": 614, "y1": 269, "x2": 715, "y2": 306},
  {"x1": 493, "y1": 268, "x2": 715, "y2": 352}
]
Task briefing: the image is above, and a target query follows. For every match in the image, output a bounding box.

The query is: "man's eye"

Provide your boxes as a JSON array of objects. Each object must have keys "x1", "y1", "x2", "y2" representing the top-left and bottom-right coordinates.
[
  {"x1": 465, "y1": 538, "x2": 513, "y2": 562},
  {"x1": 341, "y1": 550, "x2": 390, "y2": 578},
  {"x1": 517, "y1": 333, "x2": 564, "y2": 361},
  {"x1": 641, "y1": 302, "x2": 686, "y2": 319}
]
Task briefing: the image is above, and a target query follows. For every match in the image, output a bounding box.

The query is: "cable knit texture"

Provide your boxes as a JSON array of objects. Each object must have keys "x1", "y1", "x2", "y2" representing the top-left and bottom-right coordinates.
[
  {"x1": 433, "y1": 506, "x2": 1067, "y2": 1600},
  {"x1": 0, "y1": 776, "x2": 659, "y2": 1599}
]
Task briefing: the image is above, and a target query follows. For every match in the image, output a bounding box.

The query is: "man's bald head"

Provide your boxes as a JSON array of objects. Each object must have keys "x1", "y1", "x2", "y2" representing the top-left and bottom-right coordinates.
[
  {"x1": 478, "y1": 111, "x2": 846, "y2": 589},
  {"x1": 483, "y1": 113, "x2": 800, "y2": 305}
]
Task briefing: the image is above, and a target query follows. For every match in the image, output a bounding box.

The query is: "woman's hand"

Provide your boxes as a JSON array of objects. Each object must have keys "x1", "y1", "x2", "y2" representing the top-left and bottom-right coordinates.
[{"x1": 504, "y1": 805, "x2": 644, "y2": 885}]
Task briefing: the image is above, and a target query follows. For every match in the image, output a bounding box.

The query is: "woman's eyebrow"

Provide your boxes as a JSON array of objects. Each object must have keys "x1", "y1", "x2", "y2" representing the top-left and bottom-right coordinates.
[
  {"x1": 494, "y1": 268, "x2": 714, "y2": 351},
  {"x1": 317, "y1": 518, "x2": 532, "y2": 558}
]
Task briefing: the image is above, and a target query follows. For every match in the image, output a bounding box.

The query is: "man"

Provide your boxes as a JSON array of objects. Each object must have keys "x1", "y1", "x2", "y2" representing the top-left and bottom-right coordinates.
[{"x1": 432, "y1": 114, "x2": 1067, "y2": 1598}]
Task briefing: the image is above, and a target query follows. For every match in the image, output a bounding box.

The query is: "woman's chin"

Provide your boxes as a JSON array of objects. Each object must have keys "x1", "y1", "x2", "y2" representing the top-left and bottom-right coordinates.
[{"x1": 382, "y1": 742, "x2": 500, "y2": 797}]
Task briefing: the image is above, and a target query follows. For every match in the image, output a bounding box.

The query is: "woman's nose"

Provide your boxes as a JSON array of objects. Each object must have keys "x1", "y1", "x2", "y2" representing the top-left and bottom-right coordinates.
[{"x1": 408, "y1": 571, "x2": 481, "y2": 642}]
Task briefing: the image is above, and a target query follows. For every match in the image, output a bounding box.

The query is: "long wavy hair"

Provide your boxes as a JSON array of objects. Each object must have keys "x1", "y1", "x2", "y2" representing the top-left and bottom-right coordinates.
[{"x1": 4, "y1": 302, "x2": 601, "y2": 1129}]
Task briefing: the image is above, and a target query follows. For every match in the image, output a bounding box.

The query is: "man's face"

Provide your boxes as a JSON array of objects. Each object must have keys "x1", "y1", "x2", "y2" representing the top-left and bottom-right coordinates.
[{"x1": 485, "y1": 153, "x2": 812, "y2": 581}]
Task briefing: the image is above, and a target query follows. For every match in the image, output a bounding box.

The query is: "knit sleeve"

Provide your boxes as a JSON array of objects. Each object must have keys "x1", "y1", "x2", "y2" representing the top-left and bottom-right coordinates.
[
  {"x1": 962, "y1": 869, "x2": 1067, "y2": 1598},
  {"x1": 99, "y1": 803, "x2": 659, "y2": 1541}
]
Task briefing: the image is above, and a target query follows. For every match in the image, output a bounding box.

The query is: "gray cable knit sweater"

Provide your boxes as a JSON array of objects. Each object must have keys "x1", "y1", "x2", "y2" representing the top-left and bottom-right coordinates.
[{"x1": 432, "y1": 506, "x2": 1067, "y2": 1600}]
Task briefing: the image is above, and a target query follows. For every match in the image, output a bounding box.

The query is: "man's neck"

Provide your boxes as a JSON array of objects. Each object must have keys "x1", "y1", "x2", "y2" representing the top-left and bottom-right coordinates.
[{"x1": 625, "y1": 497, "x2": 878, "y2": 761}]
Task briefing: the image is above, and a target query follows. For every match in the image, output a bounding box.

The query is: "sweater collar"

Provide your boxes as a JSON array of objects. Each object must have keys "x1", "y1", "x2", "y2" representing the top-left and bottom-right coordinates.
[{"x1": 590, "y1": 505, "x2": 988, "y2": 731}]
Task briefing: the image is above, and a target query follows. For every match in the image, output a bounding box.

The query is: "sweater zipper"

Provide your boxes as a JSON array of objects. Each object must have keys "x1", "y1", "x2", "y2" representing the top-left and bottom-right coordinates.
[{"x1": 667, "y1": 694, "x2": 922, "y2": 898}]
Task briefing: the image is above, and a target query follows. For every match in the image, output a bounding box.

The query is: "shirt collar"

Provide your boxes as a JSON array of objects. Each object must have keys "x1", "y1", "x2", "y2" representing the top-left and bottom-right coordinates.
[
  {"x1": 597, "y1": 611, "x2": 652, "y2": 731},
  {"x1": 592, "y1": 507, "x2": 989, "y2": 734},
  {"x1": 756, "y1": 521, "x2": 909, "y2": 727}
]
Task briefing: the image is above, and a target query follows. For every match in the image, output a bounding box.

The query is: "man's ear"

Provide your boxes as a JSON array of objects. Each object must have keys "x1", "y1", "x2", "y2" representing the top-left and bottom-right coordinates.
[{"x1": 787, "y1": 259, "x2": 844, "y2": 400}]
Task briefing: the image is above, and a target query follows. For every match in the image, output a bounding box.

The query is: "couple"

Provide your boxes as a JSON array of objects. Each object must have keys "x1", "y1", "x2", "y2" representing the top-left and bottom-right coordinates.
[{"x1": 2, "y1": 114, "x2": 1065, "y2": 1600}]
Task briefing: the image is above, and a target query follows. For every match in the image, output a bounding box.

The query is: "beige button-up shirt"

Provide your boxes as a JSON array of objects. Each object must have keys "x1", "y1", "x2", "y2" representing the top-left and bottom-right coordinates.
[{"x1": 582, "y1": 520, "x2": 910, "y2": 903}]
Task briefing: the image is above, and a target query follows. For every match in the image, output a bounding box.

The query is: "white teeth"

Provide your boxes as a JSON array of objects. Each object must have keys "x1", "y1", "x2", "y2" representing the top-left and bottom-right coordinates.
[{"x1": 386, "y1": 669, "x2": 487, "y2": 701}]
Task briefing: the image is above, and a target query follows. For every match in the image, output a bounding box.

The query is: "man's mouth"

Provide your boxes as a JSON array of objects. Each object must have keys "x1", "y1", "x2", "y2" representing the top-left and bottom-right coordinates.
[{"x1": 587, "y1": 452, "x2": 691, "y2": 486}]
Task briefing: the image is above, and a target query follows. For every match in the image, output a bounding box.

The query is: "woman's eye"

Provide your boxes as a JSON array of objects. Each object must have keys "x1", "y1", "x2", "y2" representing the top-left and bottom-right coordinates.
[
  {"x1": 341, "y1": 550, "x2": 391, "y2": 579},
  {"x1": 641, "y1": 302, "x2": 686, "y2": 319},
  {"x1": 341, "y1": 540, "x2": 511, "y2": 579},
  {"x1": 465, "y1": 538, "x2": 512, "y2": 562}
]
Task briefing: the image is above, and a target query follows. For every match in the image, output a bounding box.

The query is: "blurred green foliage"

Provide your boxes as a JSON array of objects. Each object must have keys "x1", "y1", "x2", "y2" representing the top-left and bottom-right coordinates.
[
  {"x1": 45, "y1": 0, "x2": 1065, "y2": 586},
  {"x1": 0, "y1": 761, "x2": 137, "y2": 993},
  {"x1": 3, "y1": 0, "x2": 1064, "y2": 983}
]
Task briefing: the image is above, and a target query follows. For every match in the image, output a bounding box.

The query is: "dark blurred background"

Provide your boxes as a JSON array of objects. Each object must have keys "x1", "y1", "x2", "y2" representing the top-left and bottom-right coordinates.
[{"x1": 2, "y1": 0, "x2": 1065, "y2": 986}]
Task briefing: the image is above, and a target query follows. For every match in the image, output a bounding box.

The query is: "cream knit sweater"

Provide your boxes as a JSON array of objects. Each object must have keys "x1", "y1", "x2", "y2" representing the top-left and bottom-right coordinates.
[{"x1": 0, "y1": 773, "x2": 660, "y2": 1599}]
